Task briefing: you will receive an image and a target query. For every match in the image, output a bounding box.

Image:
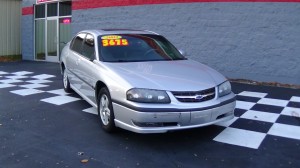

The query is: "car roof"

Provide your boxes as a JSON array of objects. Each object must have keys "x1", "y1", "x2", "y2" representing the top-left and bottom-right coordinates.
[{"x1": 79, "y1": 29, "x2": 159, "y2": 36}]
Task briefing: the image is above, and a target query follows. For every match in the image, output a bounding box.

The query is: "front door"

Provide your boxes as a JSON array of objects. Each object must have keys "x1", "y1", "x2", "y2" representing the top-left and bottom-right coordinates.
[{"x1": 46, "y1": 18, "x2": 58, "y2": 62}]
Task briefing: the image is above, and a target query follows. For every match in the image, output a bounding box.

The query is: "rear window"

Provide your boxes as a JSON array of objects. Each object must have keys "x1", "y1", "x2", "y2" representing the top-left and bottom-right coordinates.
[{"x1": 98, "y1": 34, "x2": 185, "y2": 62}]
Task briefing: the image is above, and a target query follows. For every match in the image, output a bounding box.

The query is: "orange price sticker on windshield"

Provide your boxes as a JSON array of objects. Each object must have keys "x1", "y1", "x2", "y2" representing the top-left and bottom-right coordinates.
[{"x1": 102, "y1": 39, "x2": 129, "y2": 47}]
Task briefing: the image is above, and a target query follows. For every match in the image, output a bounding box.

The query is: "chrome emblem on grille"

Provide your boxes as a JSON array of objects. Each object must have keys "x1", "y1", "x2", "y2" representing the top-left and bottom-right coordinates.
[{"x1": 195, "y1": 95, "x2": 204, "y2": 100}]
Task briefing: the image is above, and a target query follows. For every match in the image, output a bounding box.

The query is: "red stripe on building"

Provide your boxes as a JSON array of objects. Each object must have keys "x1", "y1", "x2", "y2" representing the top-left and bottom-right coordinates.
[
  {"x1": 22, "y1": 6, "x2": 33, "y2": 15},
  {"x1": 72, "y1": 0, "x2": 300, "y2": 10},
  {"x1": 22, "y1": 0, "x2": 300, "y2": 15}
]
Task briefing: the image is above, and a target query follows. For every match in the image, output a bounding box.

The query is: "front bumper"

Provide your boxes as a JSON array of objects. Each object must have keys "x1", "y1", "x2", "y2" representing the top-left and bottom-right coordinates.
[{"x1": 113, "y1": 97, "x2": 236, "y2": 133}]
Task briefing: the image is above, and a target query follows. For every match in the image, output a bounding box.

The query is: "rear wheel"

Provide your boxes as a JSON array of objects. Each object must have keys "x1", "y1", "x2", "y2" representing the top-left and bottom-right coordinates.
[
  {"x1": 63, "y1": 68, "x2": 72, "y2": 93},
  {"x1": 97, "y1": 87, "x2": 116, "y2": 132}
]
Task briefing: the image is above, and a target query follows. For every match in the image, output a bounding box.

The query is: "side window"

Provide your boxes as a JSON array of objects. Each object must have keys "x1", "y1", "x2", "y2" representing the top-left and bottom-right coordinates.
[
  {"x1": 82, "y1": 34, "x2": 95, "y2": 60},
  {"x1": 70, "y1": 33, "x2": 86, "y2": 54}
]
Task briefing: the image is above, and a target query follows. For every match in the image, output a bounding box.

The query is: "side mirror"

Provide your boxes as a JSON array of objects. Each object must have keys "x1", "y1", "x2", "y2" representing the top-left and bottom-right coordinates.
[
  {"x1": 179, "y1": 49, "x2": 187, "y2": 56},
  {"x1": 87, "y1": 40, "x2": 94, "y2": 46}
]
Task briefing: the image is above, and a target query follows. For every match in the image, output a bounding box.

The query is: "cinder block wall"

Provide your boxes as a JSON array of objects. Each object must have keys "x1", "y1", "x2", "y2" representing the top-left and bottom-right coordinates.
[
  {"x1": 21, "y1": 0, "x2": 35, "y2": 60},
  {"x1": 21, "y1": 16, "x2": 33, "y2": 60},
  {"x1": 21, "y1": 1, "x2": 300, "y2": 85},
  {"x1": 72, "y1": 3, "x2": 300, "y2": 85}
]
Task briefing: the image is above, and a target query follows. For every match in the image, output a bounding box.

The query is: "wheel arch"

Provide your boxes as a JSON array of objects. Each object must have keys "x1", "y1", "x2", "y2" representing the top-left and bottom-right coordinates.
[
  {"x1": 95, "y1": 81, "x2": 108, "y2": 102},
  {"x1": 60, "y1": 62, "x2": 66, "y2": 75}
]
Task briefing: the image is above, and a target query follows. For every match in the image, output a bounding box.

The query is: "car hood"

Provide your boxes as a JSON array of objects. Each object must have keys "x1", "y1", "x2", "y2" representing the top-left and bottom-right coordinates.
[{"x1": 104, "y1": 60, "x2": 227, "y2": 91}]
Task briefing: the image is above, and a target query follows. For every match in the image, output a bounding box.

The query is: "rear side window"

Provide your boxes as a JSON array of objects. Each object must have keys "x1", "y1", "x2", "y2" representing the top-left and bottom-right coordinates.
[{"x1": 70, "y1": 33, "x2": 86, "y2": 54}]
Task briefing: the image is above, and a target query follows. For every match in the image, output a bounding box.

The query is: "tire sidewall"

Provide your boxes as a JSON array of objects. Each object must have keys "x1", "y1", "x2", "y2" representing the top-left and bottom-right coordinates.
[
  {"x1": 97, "y1": 87, "x2": 116, "y2": 132},
  {"x1": 63, "y1": 68, "x2": 71, "y2": 93}
]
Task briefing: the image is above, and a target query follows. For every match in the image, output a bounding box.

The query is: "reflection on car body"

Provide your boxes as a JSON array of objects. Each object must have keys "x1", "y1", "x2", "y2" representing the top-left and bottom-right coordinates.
[{"x1": 60, "y1": 29, "x2": 236, "y2": 133}]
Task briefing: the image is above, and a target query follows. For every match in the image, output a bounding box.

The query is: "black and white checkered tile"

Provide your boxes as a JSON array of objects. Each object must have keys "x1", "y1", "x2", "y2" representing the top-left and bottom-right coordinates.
[
  {"x1": 1, "y1": 71, "x2": 300, "y2": 149},
  {"x1": 0, "y1": 71, "x2": 81, "y2": 104},
  {"x1": 215, "y1": 91, "x2": 300, "y2": 149}
]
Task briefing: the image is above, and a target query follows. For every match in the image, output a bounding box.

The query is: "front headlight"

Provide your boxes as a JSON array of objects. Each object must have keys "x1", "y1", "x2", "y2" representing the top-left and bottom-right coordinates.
[
  {"x1": 127, "y1": 88, "x2": 171, "y2": 103},
  {"x1": 218, "y1": 81, "x2": 232, "y2": 97}
]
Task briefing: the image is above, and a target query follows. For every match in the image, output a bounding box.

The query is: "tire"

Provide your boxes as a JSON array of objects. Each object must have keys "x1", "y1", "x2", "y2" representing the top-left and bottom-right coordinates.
[
  {"x1": 97, "y1": 87, "x2": 116, "y2": 133},
  {"x1": 62, "y1": 68, "x2": 72, "y2": 93}
]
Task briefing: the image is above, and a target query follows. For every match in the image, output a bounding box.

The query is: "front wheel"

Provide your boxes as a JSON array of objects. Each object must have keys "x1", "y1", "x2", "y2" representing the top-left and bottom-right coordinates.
[{"x1": 97, "y1": 87, "x2": 116, "y2": 133}]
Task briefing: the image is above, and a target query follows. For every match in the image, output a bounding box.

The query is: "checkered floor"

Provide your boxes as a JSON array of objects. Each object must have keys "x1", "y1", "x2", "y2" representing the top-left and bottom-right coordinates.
[
  {"x1": 215, "y1": 91, "x2": 300, "y2": 149},
  {"x1": 1, "y1": 71, "x2": 300, "y2": 149},
  {"x1": 0, "y1": 71, "x2": 81, "y2": 104}
]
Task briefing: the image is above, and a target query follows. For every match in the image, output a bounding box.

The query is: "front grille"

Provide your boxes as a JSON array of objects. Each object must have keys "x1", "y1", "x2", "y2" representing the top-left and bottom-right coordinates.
[{"x1": 171, "y1": 87, "x2": 215, "y2": 103}]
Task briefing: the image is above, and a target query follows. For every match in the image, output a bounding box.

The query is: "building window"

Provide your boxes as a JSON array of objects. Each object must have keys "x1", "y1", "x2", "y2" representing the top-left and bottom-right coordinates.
[
  {"x1": 35, "y1": 4, "x2": 45, "y2": 18},
  {"x1": 59, "y1": 1, "x2": 72, "y2": 16},
  {"x1": 47, "y1": 3, "x2": 58, "y2": 17}
]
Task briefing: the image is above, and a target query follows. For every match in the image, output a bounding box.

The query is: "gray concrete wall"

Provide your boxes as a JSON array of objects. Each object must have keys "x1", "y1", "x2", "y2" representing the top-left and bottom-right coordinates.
[
  {"x1": 72, "y1": 3, "x2": 300, "y2": 85},
  {"x1": 22, "y1": 0, "x2": 35, "y2": 7},
  {"x1": 21, "y1": 0, "x2": 35, "y2": 60},
  {"x1": 21, "y1": 15, "x2": 34, "y2": 60}
]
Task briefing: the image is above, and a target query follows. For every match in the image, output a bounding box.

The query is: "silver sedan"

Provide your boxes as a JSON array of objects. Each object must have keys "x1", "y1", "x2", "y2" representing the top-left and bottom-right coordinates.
[{"x1": 60, "y1": 29, "x2": 236, "y2": 133}]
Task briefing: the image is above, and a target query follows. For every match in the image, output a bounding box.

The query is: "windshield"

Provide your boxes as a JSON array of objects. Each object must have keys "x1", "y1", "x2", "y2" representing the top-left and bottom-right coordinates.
[{"x1": 98, "y1": 34, "x2": 186, "y2": 62}]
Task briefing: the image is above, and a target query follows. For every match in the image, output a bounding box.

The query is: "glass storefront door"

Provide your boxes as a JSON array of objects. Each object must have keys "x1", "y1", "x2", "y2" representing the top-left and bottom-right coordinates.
[
  {"x1": 59, "y1": 17, "x2": 72, "y2": 61},
  {"x1": 35, "y1": 19, "x2": 46, "y2": 60},
  {"x1": 34, "y1": 1, "x2": 71, "y2": 62},
  {"x1": 46, "y1": 18, "x2": 58, "y2": 62}
]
